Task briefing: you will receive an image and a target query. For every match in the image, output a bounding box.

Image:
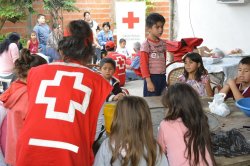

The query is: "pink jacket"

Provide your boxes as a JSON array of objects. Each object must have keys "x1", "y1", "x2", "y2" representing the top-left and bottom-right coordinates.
[
  {"x1": 0, "y1": 80, "x2": 27, "y2": 165},
  {"x1": 157, "y1": 118, "x2": 213, "y2": 166},
  {"x1": 0, "y1": 43, "x2": 19, "y2": 75}
]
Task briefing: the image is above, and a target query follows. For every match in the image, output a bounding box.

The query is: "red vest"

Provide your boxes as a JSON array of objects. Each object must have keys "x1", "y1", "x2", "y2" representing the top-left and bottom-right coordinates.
[
  {"x1": 107, "y1": 52, "x2": 126, "y2": 86},
  {"x1": 16, "y1": 62, "x2": 112, "y2": 166}
]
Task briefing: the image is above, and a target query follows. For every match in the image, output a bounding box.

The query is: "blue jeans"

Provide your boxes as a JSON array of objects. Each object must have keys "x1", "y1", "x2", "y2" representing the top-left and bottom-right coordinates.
[
  {"x1": 126, "y1": 69, "x2": 142, "y2": 81},
  {"x1": 143, "y1": 74, "x2": 166, "y2": 97}
]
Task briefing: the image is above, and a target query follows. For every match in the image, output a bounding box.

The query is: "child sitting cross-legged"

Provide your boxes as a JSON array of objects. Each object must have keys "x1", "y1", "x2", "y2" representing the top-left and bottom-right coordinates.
[
  {"x1": 220, "y1": 56, "x2": 250, "y2": 100},
  {"x1": 100, "y1": 58, "x2": 127, "y2": 101}
]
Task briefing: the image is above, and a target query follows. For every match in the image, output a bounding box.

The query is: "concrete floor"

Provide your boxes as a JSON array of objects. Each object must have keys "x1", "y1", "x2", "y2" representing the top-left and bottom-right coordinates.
[{"x1": 124, "y1": 80, "x2": 144, "y2": 97}]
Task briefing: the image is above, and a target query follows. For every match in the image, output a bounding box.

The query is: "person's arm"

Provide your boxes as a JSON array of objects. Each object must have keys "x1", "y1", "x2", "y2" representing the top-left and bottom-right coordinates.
[
  {"x1": 9, "y1": 43, "x2": 19, "y2": 62},
  {"x1": 97, "y1": 31, "x2": 106, "y2": 46},
  {"x1": 205, "y1": 78, "x2": 214, "y2": 97},
  {"x1": 93, "y1": 139, "x2": 110, "y2": 166},
  {"x1": 140, "y1": 51, "x2": 155, "y2": 92},
  {"x1": 227, "y1": 79, "x2": 244, "y2": 100},
  {"x1": 26, "y1": 40, "x2": 31, "y2": 49},
  {"x1": 157, "y1": 122, "x2": 167, "y2": 154},
  {"x1": 33, "y1": 26, "x2": 40, "y2": 44},
  {"x1": 219, "y1": 83, "x2": 231, "y2": 95}
]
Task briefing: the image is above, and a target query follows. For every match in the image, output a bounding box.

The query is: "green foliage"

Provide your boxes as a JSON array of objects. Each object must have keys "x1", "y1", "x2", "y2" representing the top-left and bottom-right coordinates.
[
  {"x1": 0, "y1": 0, "x2": 34, "y2": 23},
  {"x1": 128, "y1": 0, "x2": 155, "y2": 16},
  {"x1": 0, "y1": 33, "x2": 27, "y2": 47},
  {"x1": 43, "y1": 0, "x2": 79, "y2": 12}
]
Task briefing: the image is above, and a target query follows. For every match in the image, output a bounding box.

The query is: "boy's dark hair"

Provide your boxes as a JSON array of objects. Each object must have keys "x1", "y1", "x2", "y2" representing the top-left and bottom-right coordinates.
[
  {"x1": 239, "y1": 56, "x2": 250, "y2": 65},
  {"x1": 37, "y1": 14, "x2": 45, "y2": 20},
  {"x1": 119, "y1": 38, "x2": 126, "y2": 44},
  {"x1": 102, "y1": 22, "x2": 110, "y2": 29},
  {"x1": 100, "y1": 58, "x2": 116, "y2": 69},
  {"x1": 83, "y1": 11, "x2": 90, "y2": 17},
  {"x1": 58, "y1": 20, "x2": 94, "y2": 64},
  {"x1": 146, "y1": 13, "x2": 165, "y2": 28}
]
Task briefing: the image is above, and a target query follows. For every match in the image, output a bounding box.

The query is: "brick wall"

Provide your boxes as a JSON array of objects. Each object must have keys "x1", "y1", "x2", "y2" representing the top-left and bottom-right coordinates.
[{"x1": 0, "y1": 0, "x2": 170, "y2": 40}]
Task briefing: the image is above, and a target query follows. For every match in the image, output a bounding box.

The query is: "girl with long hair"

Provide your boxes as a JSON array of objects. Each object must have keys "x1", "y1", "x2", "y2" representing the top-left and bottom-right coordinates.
[
  {"x1": 179, "y1": 52, "x2": 213, "y2": 97},
  {"x1": 0, "y1": 32, "x2": 20, "y2": 91},
  {"x1": 158, "y1": 83, "x2": 216, "y2": 166},
  {"x1": 94, "y1": 96, "x2": 168, "y2": 166}
]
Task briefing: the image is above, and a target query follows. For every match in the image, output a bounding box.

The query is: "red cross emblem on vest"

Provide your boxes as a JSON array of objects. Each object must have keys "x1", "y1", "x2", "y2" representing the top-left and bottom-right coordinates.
[
  {"x1": 115, "y1": 56, "x2": 125, "y2": 69},
  {"x1": 122, "y1": 12, "x2": 139, "y2": 29},
  {"x1": 36, "y1": 70, "x2": 92, "y2": 123}
]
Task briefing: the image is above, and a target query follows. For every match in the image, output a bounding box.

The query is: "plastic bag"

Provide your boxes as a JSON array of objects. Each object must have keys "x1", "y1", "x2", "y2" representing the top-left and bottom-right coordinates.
[
  {"x1": 211, "y1": 128, "x2": 250, "y2": 157},
  {"x1": 209, "y1": 93, "x2": 230, "y2": 117}
]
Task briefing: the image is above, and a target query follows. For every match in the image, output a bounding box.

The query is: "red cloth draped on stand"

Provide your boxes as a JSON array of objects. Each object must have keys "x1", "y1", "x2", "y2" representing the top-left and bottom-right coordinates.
[{"x1": 166, "y1": 38, "x2": 203, "y2": 61}]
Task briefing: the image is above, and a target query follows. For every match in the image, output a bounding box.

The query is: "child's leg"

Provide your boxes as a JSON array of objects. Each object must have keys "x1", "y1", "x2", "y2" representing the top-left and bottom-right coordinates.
[{"x1": 143, "y1": 74, "x2": 166, "y2": 97}]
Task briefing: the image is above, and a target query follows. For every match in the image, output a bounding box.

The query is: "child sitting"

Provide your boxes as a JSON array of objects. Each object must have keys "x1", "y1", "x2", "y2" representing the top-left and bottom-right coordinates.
[
  {"x1": 179, "y1": 52, "x2": 213, "y2": 97},
  {"x1": 126, "y1": 41, "x2": 142, "y2": 81},
  {"x1": 26, "y1": 31, "x2": 39, "y2": 54},
  {"x1": 158, "y1": 83, "x2": 215, "y2": 166},
  {"x1": 116, "y1": 38, "x2": 130, "y2": 58},
  {"x1": 220, "y1": 56, "x2": 250, "y2": 100},
  {"x1": 94, "y1": 96, "x2": 168, "y2": 166},
  {"x1": 105, "y1": 41, "x2": 126, "y2": 86},
  {"x1": 100, "y1": 58, "x2": 126, "y2": 101},
  {"x1": 0, "y1": 48, "x2": 47, "y2": 165}
]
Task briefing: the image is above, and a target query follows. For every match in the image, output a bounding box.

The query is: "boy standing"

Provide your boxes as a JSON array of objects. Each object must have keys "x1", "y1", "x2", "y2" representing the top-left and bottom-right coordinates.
[
  {"x1": 220, "y1": 56, "x2": 250, "y2": 100},
  {"x1": 33, "y1": 14, "x2": 51, "y2": 55},
  {"x1": 140, "y1": 13, "x2": 167, "y2": 97}
]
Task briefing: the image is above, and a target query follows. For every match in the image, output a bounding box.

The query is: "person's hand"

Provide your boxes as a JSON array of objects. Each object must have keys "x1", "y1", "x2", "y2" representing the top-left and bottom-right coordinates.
[
  {"x1": 227, "y1": 78, "x2": 236, "y2": 87},
  {"x1": 147, "y1": 80, "x2": 155, "y2": 92},
  {"x1": 113, "y1": 93, "x2": 125, "y2": 101}
]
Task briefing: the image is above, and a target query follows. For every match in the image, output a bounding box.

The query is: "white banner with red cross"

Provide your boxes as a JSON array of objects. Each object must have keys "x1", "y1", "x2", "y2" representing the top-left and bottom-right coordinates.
[{"x1": 115, "y1": 2, "x2": 145, "y2": 54}]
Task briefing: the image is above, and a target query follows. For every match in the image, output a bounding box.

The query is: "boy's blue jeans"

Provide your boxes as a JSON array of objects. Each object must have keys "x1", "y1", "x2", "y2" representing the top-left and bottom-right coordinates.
[{"x1": 143, "y1": 74, "x2": 166, "y2": 97}]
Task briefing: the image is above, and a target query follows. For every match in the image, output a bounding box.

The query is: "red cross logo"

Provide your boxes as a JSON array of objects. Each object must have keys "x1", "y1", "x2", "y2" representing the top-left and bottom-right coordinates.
[
  {"x1": 122, "y1": 12, "x2": 139, "y2": 29},
  {"x1": 36, "y1": 71, "x2": 92, "y2": 123},
  {"x1": 115, "y1": 56, "x2": 125, "y2": 69}
]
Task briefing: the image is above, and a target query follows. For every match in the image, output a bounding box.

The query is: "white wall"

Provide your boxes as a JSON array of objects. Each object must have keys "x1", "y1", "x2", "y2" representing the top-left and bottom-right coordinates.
[{"x1": 174, "y1": 0, "x2": 250, "y2": 54}]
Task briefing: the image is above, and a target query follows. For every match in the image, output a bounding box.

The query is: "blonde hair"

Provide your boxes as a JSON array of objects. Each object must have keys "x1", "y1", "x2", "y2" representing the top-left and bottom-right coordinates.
[{"x1": 109, "y1": 96, "x2": 160, "y2": 166}]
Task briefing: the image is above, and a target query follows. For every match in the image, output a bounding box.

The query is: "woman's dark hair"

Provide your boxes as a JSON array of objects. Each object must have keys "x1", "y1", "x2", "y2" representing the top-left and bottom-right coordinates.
[
  {"x1": 83, "y1": 11, "x2": 90, "y2": 17},
  {"x1": 146, "y1": 13, "x2": 165, "y2": 28},
  {"x1": 110, "y1": 96, "x2": 160, "y2": 166},
  {"x1": 0, "y1": 32, "x2": 20, "y2": 54},
  {"x1": 162, "y1": 83, "x2": 215, "y2": 166},
  {"x1": 58, "y1": 20, "x2": 94, "y2": 64},
  {"x1": 14, "y1": 48, "x2": 47, "y2": 79},
  {"x1": 100, "y1": 58, "x2": 116, "y2": 69},
  {"x1": 183, "y1": 52, "x2": 207, "y2": 82},
  {"x1": 102, "y1": 22, "x2": 110, "y2": 29}
]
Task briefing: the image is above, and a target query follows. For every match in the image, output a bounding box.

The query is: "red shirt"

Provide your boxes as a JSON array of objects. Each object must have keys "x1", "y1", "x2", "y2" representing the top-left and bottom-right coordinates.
[
  {"x1": 16, "y1": 62, "x2": 112, "y2": 166},
  {"x1": 28, "y1": 39, "x2": 39, "y2": 54},
  {"x1": 107, "y1": 52, "x2": 126, "y2": 86},
  {"x1": 140, "y1": 38, "x2": 166, "y2": 78}
]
